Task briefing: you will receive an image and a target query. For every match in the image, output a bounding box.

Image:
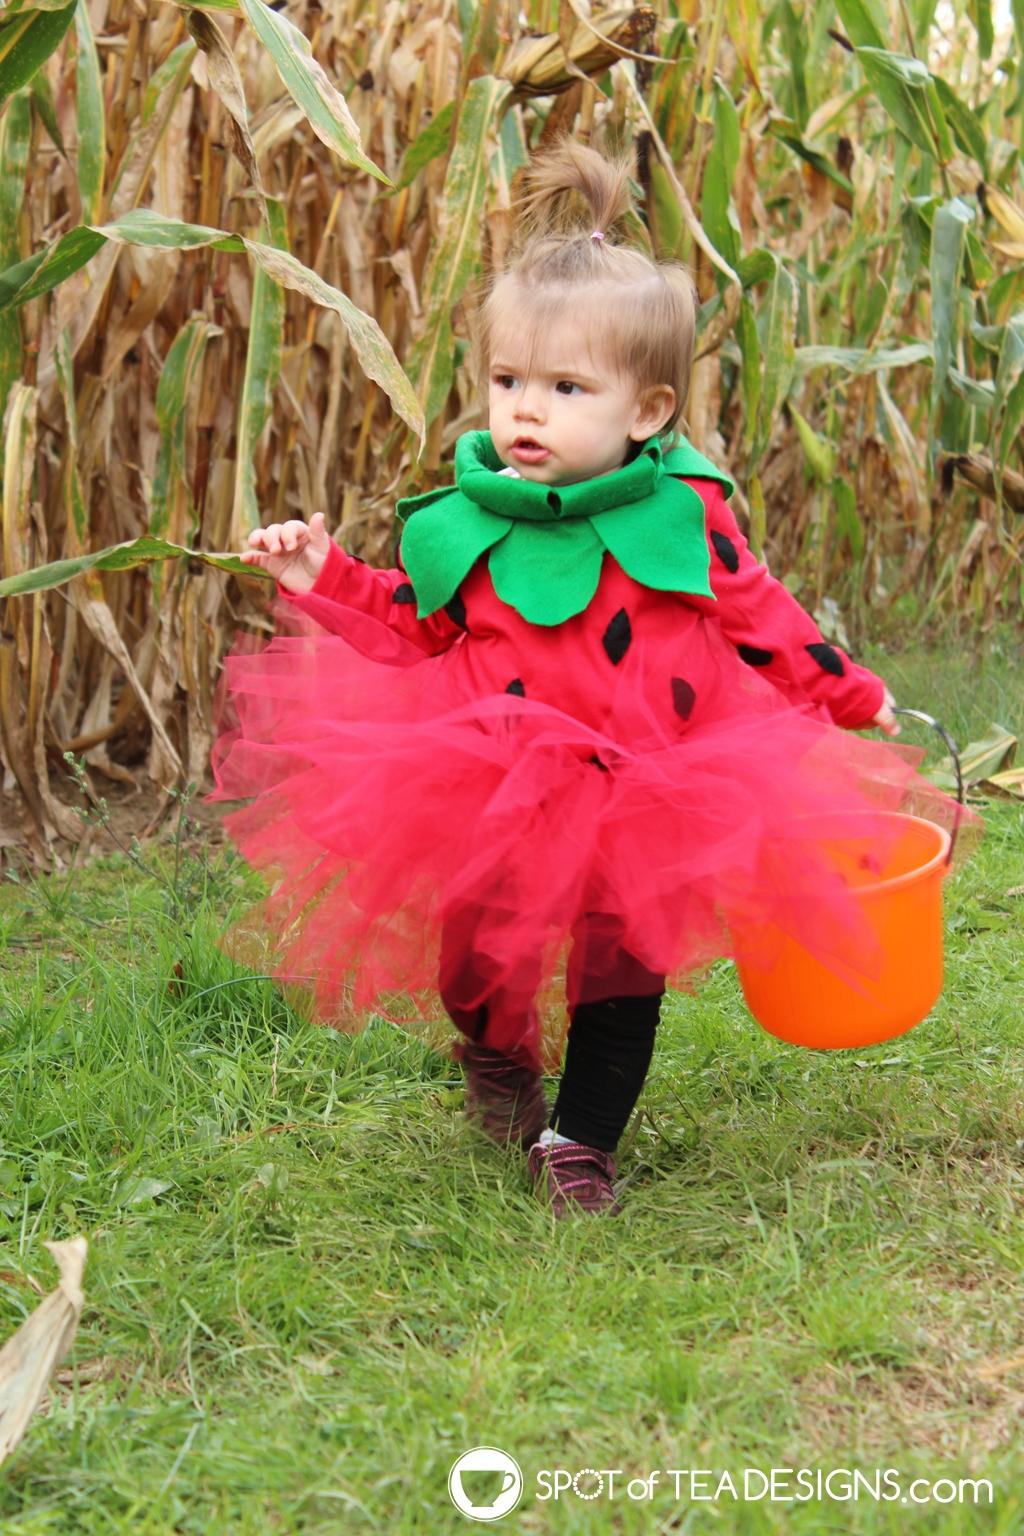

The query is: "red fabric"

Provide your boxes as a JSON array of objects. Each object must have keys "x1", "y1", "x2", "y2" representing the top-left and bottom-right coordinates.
[
  {"x1": 683, "y1": 480, "x2": 885, "y2": 729},
  {"x1": 286, "y1": 480, "x2": 885, "y2": 731},
  {"x1": 210, "y1": 478, "x2": 966, "y2": 1073}
]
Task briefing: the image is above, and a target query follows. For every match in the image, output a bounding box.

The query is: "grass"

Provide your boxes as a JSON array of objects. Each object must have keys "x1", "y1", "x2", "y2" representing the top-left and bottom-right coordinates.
[{"x1": 0, "y1": 632, "x2": 1022, "y2": 1534}]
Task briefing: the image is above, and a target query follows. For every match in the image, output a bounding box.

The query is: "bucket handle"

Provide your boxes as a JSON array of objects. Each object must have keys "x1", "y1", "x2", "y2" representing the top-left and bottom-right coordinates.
[{"x1": 891, "y1": 706, "x2": 963, "y2": 867}]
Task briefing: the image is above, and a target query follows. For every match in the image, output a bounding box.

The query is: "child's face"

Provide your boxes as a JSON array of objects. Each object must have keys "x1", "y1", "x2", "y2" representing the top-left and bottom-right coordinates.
[{"x1": 487, "y1": 319, "x2": 672, "y2": 486}]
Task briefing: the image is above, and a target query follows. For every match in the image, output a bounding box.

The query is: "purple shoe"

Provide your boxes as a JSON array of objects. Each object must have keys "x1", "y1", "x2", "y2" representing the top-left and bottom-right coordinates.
[
  {"x1": 458, "y1": 1042, "x2": 549, "y2": 1150},
  {"x1": 527, "y1": 1139, "x2": 619, "y2": 1216}
]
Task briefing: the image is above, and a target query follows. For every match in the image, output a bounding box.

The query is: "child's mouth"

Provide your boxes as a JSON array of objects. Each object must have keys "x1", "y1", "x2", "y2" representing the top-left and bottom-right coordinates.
[{"x1": 511, "y1": 439, "x2": 550, "y2": 464}]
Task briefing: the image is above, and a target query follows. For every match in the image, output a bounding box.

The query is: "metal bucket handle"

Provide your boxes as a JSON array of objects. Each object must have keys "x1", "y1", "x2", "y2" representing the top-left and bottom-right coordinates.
[{"x1": 891, "y1": 706, "x2": 963, "y2": 867}]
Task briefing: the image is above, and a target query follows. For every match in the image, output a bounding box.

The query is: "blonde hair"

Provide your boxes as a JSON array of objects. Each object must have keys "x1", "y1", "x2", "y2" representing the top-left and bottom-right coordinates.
[{"x1": 473, "y1": 137, "x2": 697, "y2": 440}]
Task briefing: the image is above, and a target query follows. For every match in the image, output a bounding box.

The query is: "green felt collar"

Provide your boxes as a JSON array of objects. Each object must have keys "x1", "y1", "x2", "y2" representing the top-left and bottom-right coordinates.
[{"x1": 395, "y1": 431, "x2": 734, "y2": 627}]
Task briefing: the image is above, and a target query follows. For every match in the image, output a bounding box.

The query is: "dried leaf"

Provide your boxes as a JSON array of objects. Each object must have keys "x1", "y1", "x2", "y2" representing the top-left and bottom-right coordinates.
[{"x1": 0, "y1": 1237, "x2": 87, "y2": 1467}]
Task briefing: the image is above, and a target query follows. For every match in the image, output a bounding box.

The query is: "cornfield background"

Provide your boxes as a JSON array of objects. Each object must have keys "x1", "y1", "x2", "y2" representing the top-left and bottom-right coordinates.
[{"x1": 0, "y1": 0, "x2": 1021, "y2": 862}]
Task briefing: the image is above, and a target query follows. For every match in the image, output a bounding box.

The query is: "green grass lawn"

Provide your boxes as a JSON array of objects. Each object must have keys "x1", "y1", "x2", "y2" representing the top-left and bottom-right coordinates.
[{"x1": 1, "y1": 632, "x2": 1022, "y2": 1534}]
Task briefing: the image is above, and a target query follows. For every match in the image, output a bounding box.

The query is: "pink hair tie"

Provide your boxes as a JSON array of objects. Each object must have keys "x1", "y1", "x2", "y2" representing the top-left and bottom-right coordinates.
[{"x1": 590, "y1": 229, "x2": 605, "y2": 242}]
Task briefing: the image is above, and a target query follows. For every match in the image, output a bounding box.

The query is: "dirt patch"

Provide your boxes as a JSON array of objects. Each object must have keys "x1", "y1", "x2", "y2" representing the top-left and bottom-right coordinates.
[
  {"x1": 795, "y1": 1289, "x2": 1024, "y2": 1463},
  {"x1": 1, "y1": 774, "x2": 233, "y2": 876}
]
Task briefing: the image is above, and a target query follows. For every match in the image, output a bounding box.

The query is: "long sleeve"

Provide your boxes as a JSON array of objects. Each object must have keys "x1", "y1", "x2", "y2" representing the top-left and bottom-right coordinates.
[
  {"x1": 681, "y1": 477, "x2": 886, "y2": 730},
  {"x1": 276, "y1": 536, "x2": 464, "y2": 657}
]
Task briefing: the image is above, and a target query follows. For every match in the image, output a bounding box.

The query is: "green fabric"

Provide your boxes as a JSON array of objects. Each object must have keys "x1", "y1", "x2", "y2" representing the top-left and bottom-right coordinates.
[{"x1": 395, "y1": 430, "x2": 735, "y2": 627}]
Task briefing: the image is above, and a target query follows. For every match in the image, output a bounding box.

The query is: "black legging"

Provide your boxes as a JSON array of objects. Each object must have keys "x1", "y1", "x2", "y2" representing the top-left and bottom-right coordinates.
[{"x1": 550, "y1": 991, "x2": 663, "y2": 1151}]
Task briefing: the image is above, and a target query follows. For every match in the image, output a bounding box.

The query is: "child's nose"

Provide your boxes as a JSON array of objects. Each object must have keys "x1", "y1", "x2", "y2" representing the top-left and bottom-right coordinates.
[{"x1": 514, "y1": 381, "x2": 545, "y2": 420}]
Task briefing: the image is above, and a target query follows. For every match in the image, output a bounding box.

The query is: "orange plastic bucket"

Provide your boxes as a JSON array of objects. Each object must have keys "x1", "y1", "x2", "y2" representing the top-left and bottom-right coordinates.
[{"x1": 736, "y1": 811, "x2": 952, "y2": 1049}]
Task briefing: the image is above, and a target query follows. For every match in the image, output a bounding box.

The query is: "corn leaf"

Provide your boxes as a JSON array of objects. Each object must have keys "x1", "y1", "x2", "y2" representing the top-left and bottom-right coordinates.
[
  {"x1": 74, "y1": 0, "x2": 104, "y2": 221},
  {"x1": 29, "y1": 69, "x2": 61, "y2": 149},
  {"x1": 929, "y1": 197, "x2": 973, "y2": 417},
  {"x1": 930, "y1": 76, "x2": 987, "y2": 171},
  {"x1": 233, "y1": 199, "x2": 286, "y2": 539},
  {"x1": 969, "y1": 0, "x2": 994, "y2": 59},
  {"x1": 927, "y1": 724, "x2": 1015, "y2": 792},
  {"x1": 0, "y1": 1, "x2": 75, "y2": 112},
  {"x1": 993, "y1": 313, "x2": 1024, "y2": 485},
  {"x1": 795, "y1": 342, "x2": 932, "y2": 374},
  {"x1": 834, "y1": 0, "x2": 885, "y2": 49},
  {"x1": 790, "y1": 404, "x2": 834, "y2": 482},
  {"x1": 750, "y1": 256, "x2": 796, "y2": 464},
  {"x1": 737, "y1": 295, "x2": 761, "y2": 454},
  {"x1": 0, "y1": 227, "x2": 109, "y2": 310},
  {"x1": 151, "y1": 317, "x2": 222, "y2": 545},
  {"x1": 243, "y1": 239, "x2": 424, "y2": 448},
  {"x1": 407, "y1": 73, "x2": 512, "y2": 428},
  {"x1": 238, "y1": 0, "x2": 389, "y2": 185},
  {"x1": 0, "y1": 210, "x2": 423, "y2": 445},
  {"x1": 394, "y1": 100, "x2": 454, "y2": 192},
  {"x1": 980, "y1": 768, "x2": 1024, "y2": 800},
  {"x1": 0, "y1": 86, "x2": 28, "y2": 426},
  {"x1": 186, "y1": 9, "x2": 265, "y2": 213},
  {"x1": 0, "y1": 1237, "x2": 87, "y2": 1469},
  {"x1": 142, "y1": 40, "x2": 196, "y2": 126},
  {"x1": 701, "y1": 81, "x2": 741, "y2": 267},
  {"x1": 0, "y1": 537, "x2": 254, "y2": 599},
  {"x1": 855, "y1": 47, "x2": 941, "y2": 161},
  {"x1": 53, "y1": 329, "x2": 86, "y2": 543}
]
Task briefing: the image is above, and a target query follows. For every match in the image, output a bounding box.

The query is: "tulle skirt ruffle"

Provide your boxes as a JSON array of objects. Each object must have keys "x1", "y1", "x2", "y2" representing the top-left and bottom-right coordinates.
[{"x1": 207, "y1": 594, "x2": 971, "y2": 1072}]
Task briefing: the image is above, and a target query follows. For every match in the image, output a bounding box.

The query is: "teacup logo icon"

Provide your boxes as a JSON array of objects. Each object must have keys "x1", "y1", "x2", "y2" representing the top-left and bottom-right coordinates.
[{"x1": 448, "y1": 1446, "x2": 523, "y2": 1521}]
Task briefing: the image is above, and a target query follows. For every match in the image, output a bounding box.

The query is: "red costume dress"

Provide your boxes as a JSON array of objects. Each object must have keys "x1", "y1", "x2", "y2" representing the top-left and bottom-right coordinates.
[{"x1": 209, "y1": 434, "x2": 953, "y2": 1072}]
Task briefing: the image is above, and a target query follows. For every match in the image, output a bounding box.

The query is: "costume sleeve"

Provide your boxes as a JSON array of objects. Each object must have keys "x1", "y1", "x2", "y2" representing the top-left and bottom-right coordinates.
[
  {"x1": 681, "y1": 477, "x2": 886, "y2": 730},
  {"x1": 275, "y1": 536, "x2": 463, "y2": 656}
]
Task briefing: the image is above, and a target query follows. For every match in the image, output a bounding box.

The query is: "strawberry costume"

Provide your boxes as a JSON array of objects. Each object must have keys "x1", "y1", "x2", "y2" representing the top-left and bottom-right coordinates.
[{"x1": 209, "y1": 431, "x2": 950, "y2": 1074}]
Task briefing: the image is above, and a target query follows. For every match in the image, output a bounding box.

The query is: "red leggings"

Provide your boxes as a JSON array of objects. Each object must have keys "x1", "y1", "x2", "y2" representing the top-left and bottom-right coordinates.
[{"x1": 440, "y1": 904, "x2": 664, "y2": 1151}]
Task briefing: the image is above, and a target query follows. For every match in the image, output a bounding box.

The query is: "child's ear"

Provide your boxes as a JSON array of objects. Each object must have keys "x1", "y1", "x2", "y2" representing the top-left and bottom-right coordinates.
[{"x1": 630, "y1": 385, "x2": 677, "y2": 440}]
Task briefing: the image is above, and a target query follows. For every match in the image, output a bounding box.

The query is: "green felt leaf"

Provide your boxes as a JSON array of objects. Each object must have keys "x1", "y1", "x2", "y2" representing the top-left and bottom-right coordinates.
[
  {"x1": 594, "y1": 481, "x2": 713, "y2": 598},
  {"x1": 489, "y1": 517, "x2": 605, "y2": 628},
  {"x1": 399, "y1": 495, "x2": 509, "y2": 618}
]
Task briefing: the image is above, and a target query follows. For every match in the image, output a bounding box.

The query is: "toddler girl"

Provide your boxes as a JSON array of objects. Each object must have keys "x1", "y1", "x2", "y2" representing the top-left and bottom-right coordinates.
[{"x1": 210, "y1": 139, "x2": 953, "y2": 1218}]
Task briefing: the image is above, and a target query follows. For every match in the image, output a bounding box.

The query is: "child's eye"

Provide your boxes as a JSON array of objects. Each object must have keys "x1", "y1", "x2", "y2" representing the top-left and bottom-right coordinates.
[
  {"x1": 556, "y1": 380, "x2": 583, "y2": 395},
  {"x1": 494, "y1": 374, "x2": 519, "y2": 390}
]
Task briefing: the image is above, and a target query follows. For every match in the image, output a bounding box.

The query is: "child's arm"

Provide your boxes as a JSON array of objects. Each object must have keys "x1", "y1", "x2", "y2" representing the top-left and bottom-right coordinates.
[
  {"x1": 241, "y1": 512, "x2": 462, "y2": 656},
  {"x1": 682, "y1": 479, "x2": 897, "y2": 733}
]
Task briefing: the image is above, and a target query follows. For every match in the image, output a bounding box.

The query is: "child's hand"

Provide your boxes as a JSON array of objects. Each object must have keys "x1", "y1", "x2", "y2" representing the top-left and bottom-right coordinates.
[
  {"x1": 872, "y1": 686, "x2": 900, "y2": 736},
  {"x1": 239, "y1": 512, "x2": 332, "y2": 593}
]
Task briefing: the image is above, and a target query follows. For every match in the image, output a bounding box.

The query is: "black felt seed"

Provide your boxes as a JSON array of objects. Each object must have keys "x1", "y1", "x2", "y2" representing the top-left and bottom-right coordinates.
[
  {"x1": 444, "y1": 590, "x2": 468, "y2": 629},
  {"x1": 392, "y1": 581, "x2": 416, "y2": 605},
  {"x1": 671, "y1": 677, "x2": 696, "y2": 721},
  {"x1": 711, "y1": 529, "x2": 739, "y2": 574},
  {"x1": 602, "y1": 608, "x2": 632, "y2": 665},
  {"x1": 505, "y1": 678, "x2": 525, "y2": 696},
  {"x1": 806, "y1": 641, "x2": 845, "y2": 676},
  {"x1": 738, "y1": 643, "x2": 774, "y2": 667},
  {"x1": 589, "y1": 753, "x2": 610, "y2": 773}
]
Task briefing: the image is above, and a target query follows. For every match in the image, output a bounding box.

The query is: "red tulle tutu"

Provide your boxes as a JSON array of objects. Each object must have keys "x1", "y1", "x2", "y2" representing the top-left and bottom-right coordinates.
[{"x1": 207, "y1": 594, "x2": 969, "y2": 1073}]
